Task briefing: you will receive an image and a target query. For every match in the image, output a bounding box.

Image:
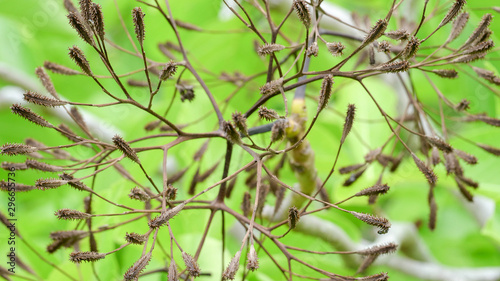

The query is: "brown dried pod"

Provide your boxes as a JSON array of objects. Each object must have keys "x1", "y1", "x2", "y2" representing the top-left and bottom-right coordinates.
[
  {"x1": 232, "y1": 112, "x2": 248, "y2": 136},
  {"x1": 222, "y1": 251, "x2": 241, "y2": 280},
  {"x1": 59, "y1": 173, "x2": 89, "y2": 191},
  {"x1": 55, "y1": 209, "x2": 91, "y2": 220},
  {"x1": 257, "y1": 43, "x2": 285, "y2": 56},
  {"x1": 343, "y1": 167, "x2": 367, "y2": 186},
  {"x1": 431, "y1": 69, "x2": 458, "y2": 79},
  {"x1": 0, "y1": 180, "x2": 36, "y2": 192},
  {"x1": 159, "y1": 61, "x2": 177, "y2": 81},
  {"x1": 339, "y1": 163, "x2": 365, "y2": 174},
  {"x1": 246, "y1": 244, "x2": 259, "y2": 271},
  {"x1": 44, "y1": 61, "x2": 80, "y2": 75},
  {"x1": 271, "y1": 119, "x2": 288, "y2": 143},
  {"x1": 377, "y1": 41, "x2": 391, "y2": 53},
  {"x1": 462, "y1": 13, "x2": 492, "y2": 49},
  {"x1": 79, "y1": 0, "x2": 92, "y2": 22},
  {"x1": 326, "y1": 42, "x2": 345, "y2": 56},
  {"x1": 357, "y1": 254, "x2": 378, "y2": 274},
  {"x1": 354, "y1": 184, "x2": 390, "y2": 197},
  {"x1": 401, "y1": 36, "x2": 420, "y2": 59},
  {"x1": 1, "y1": 162, "x2": 28, "y2": 171},
  {"x1": 90, "y1": 3, "x2": 105, "y2": 41},
  {"x1": 341, "y1": 104, "x2": 356, "y2": 143},
  {"x1": 411, "y1": 153, "x2": 437, "y2": 185},
  {"x1": 358, "y1": 272, "x2": 389, "y2": 281},
  {"x1": 431, "y1": 147, "x2": 441, "y2": 166},
  {"x1": 451, "y1": 52, "x2": 486, "y2": 64},
  {"x1": 148, "y1": 203, "x2": 185, "y2": 228},
  {"x1": 288, "y1": 206, "x2": 300, "y2": 229},
  {"x1": 362, "y1": 19, "x2": 388, "y2": 46},
  {"x1": 454, "y1": 149, "x2": 477, "y2": 165},
  {"x1": 385, "y1": 29, "x2": 410, "y2": 41},
  {"x1": 124, "y1": 252, "x2": 152, "y2": 281},
  {"x1": 455, "y1": 99, "x2": 470, "y2": 111},
  {"x1": 242, "y1": 192, "x2": 251, "y2": 217},
  {"x1": 125, "y1": 232, "x2": 148, "y2": 245},
  {"x1": 448, "y1": 12, "x2": 469, "y2": 43},
  {"x1": 129, "y1": 187, "x2": 150, "y2": 202},
  {"x1": 168, "y1": 260, "x2": 178, "y2": 281},
  {"x1": 223, "y1": 121, "x2": 241, "y2": 144},
  {"x1": 428, "y1": 190, "x2": 437, "y2": 230},
  {"x1": 50, "y1": 230, "x2": 88, "y2": 241},
  {"x1": 455, "y1": 178, "x2": 473, "y2": 201},
  {"x1": 24, "y1": 91, "x2": 68, "y2": 107},
  {"x1": 258, "y1": 107, "x2": 280, "y2": 121},
  {"x1": 182, "y1": 252, "x2": 201, "y2": 277},
  {"x1": 70, "y1": 251, "x2": 105, "y2": 263},
  {"x1": 463, "y1": 40, "x2": 494, "y2": 55},
  {"x1": 306, "y1": 41, "x2": 319, "y2": 57},
  {"x1": 259, "y1": 78, "x2": 283, "y2": 95},
  {"x1": 36, "y1": 178, "x2": 68, "y2": 190},
  {"x1": 166, "y1": 185, "x2": 178, "y2": 201},
  {"x1": 477, "y1": 143, "x2": 500, "y2": 156},
  {"x1": 351, "y1": 212, "x2": 391, "y2": 234},
  {"x1": 438, "y1": 0, "x2": 467, "y2": 29},
  {"x1": 425, "y1": 136, "x2": 453, "y2": 153},
  {"x1": 318, "y1": 75, "x2": 334, "y2": 112},
  {"x1": 11, "y1": 104, "x2": 53, "y2": 128},
  {"x1": 356, "y1": 242, "x2": 398, "y2": 256},
  {"x1": 292, "y1": 0, "x2": 311, "y2": 27},
  {"x1": 35, "y1": 67, "x2": 58, "y2": 98},
  {"x1": 177, "y1": 83, "x2": 195, "y2": 102},
  {"x1": 68, "y1": 46, "x2": 93, "y2": 76},
  {"x1": 112, "y1": 135, "x2": 140, "y2": 164},
  {"x1": 67, "y1": 12, "x2": 94, "y2": 45},
  {"x1": 1, "y1": 143, "x2": 38, "y2": 156},
  {"x1": 132, "y1": 7, "x2": 146, "y2": 43},
  {"x1": 456, "y1": 175, "x2": 479, "y2": 189},
  {"x1": 26, "y1": 159, "x2": 63, "y2": 172},
  {"x1": 376, "y1": 60, "x2": 410, "y2": 73}
]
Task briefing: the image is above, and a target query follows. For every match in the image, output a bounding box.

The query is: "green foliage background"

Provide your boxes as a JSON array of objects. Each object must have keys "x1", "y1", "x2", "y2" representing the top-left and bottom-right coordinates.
[{"x1": 0, "y1": 0, "x2": 499, "y2": 280}]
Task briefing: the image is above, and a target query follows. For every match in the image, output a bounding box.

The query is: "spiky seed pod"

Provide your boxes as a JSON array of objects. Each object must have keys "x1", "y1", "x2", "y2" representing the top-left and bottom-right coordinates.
[
  {"x1": 454, "y1": 149, "x2": 478, "y2": 164},
  {"x1": 362, "y1": 19, "x2": 388, "y2": 46},
  {"x1": 385, "y1": 29, "x2": 410, "y2": 41},
  {"x1": 55, "y1": 209, "x2": 91, "y2": 220},
  {"x1": 26, "y1": 159, "x2": 63, "y2": 172},
  {"x1": 326, "y1": 42, "x2": 345, "y2": 56},
  {"x1": 259, "y1": 78, "x2": 283, "y2": 95},
  {"x1": 59, "y1": 173, "x2": 89, "y2": 191},
  {"x1": 257, "y1": 43, "x2": 285, "y2": 56},
  {"x1": 354, "y1": 184, "x2": 390, "y2": 197},
  {"x1": 182, "y1": 252, "x2": 201, "y2": 277},
  {"x1": 448, "y1": 12, "x2": 469, "y2": 43},
  {"x1": 124, "y1": 253, "x2": 152, "y2": 281},
  {"x1": 271, "y1": 119, "x2": 288, "y2": 143},
  {"x1": 292, "y1": 0, "x2": 310, "y2": 27},
  {"x1": 241, "y1": 192, "x2": 251, "y2": 217},
  {"x1": 426, "y1": 136, "x2": 453, "y2": 153},
  {"x1": 1, "y1": 162, "x2": 28, "y2": 171},
  {"x1": 70, "y1": 251, "x2": 105, "y2": 263},
  {"x1": 438, "y1": 0, "x2": 467, "y2": 29},
  {"x1": 411, "y1": 153, "x2": 437, "y2": 185},
  {"x1": 472, "y1": 66, "x2": 500, "y2": 85},
  {"x1": 258, "y1": 107, "x2": 279, "y2": 121},
  {"x1": 24, "y1": 91, "x2": 68, "y2": 107},
  {"x1": 125, "y1": 232, "x2": 148, "y2": 245},
  {"x1": 1, "y1": 143, "x2": 38, "y2": 156},
  {"x1": 11, "y1": 104, "x2": 53, "y2": 128},
  {"x1": 36, "y1": 178, "x2": 68, "y2": 190},
  {"x1": 64, "y1": 0, "x2": 78, "y2": 13},
  {"x1": 58, "y1": 124, "x2": 84, "y2": 143},
  {"x1": 306, "y1": 41, "x2": 318, "y2": 57},
  {"x1": 428, "y1": 191, "x2": 437, "y2": 230},
  {"x1": 232, "y1": 112, "x2": 249, "y2": 136},
  {"x1": 357, "y1": 242, "x2": 398, "y2": 256},
  {"x1": 343, "y1": 167, "x2": 367, "y2": 186},
  {"x1": 166, "y1": 185, "x2": 178, "y2": 201},
  {"x1": 148, "y1": 203, "x2": 185, "y2": 229},
  {"x1": 0, "y1": 181, "x2": 36, "y2": 192},
  {"x1": 112, "y1": 135, "x2": 140, "y2": 164},
  {"x1": 50, "y1": 230, "x2": 88, "y2": 240},
  {"x1": 288, "y1": 206, "x2": 300, "y2": 229},
  {"x1": 159, "y1": 61, "x2": 178, "y2": 80},
  {"x1": 318, "y1": 75, "x2": 334, "y2": 112},
  {"x1": 461, "y1": 13, "x2": 492, "y2": 48},
  {"x1": 90, "y1": 3, "x2": 105, "y2": 41},
  {"x1": 68, "y1": 46, "x2": 92, "y2": 76},
  {"x1": 132, "y1": 7, "x2": 145, "y2": 43},
  {"x1": 35, "y1": 67, "x2": 58, "y2": 98},
  {"x1": 470, "y1": 115, "x2": 500, "y2": 127},
  {"x1": 431, "y1": 69, "x2": 458, "y2": 79},
  {"x1": 477, "y1": 143, "x2": 500, "y2": 156},
  {"x1": 377, "y1": 41, "x2": 391, "y2": 53},
  {"x1": 222, "y1": 251, "x2": 241, "y2": 280},
  {"x1": 67, "y1": 12, "x2": 94, "y2": 45},
  {"x1": 78, "y1": 0, "x2": 92, "y2": 21},
  {"x1": 358, "y1": 272, "x2": 389, "y2": 281},
  {"x1": 246, "y1": 244, "x2": 259, "y2": 271},
  {"x1": 431, "y1": 147, "x2": 441, "y2": 166},
  {"x1": 168, "y1": 261, "x2": 178, "y2": 281},
  {"x1": 401, "y1": 36, "x2": 420, "y2": 59},
  {"x1": 177, "y1": 84, "x2": 195, "y2": 102},
  {"x1": 128, "y1": 187, "x2": 150, "y2": 202},
  {"x1": 44, "y1": 61, "x2": 80, "y2": 75},
  {"x1": 455, "y1": 178, "x2": 474, "y2": 201},
  {"x1": 341, "y1": 104, "x2": 356, "y2": 143},
  {"x1": 351, "y1": 212, "x2": 391, "y2": 234},
  {"x1": 464, "y1": 40, "x2": 494, "y2": 55},
  {"x1": 451, "y1": 52, "x2": 486, "y2": 63},
  {"x1": 444, "y1": 152, "x2": 462, "y2": 175},
  {"x1": 339, "y1": 163, "x2": 365, "y2": 174},
  {"x1": 376, "y1": 60, "x2": 410, "y2": 73},
  {"x1": 222, "y1": 121, "x2": 241, "y2": 144},
  {"x1": 478, "y1": 29, "x2": 492, "y2": 44},
  {"x1": 456, "y1": 175, "x2": 479, "y2": 188},
  {"x1": 455, "y1": 99, "x2": 470, "y2": 111}
]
